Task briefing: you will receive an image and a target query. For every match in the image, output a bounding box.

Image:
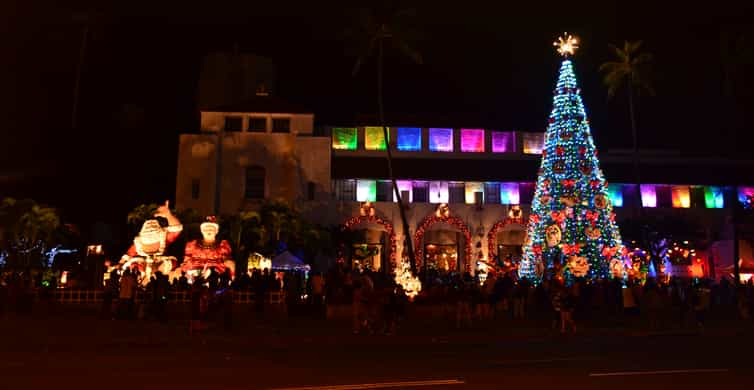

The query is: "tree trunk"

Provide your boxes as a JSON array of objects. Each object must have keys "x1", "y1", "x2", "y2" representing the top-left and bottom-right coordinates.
[
  {"x1": 378, "y1": 39, "x2": 416, "y2": 274},
  {"x1": 627, "y1": 76, "x2": 641, "y2": 217},
  {"x1": 72, "y1": 23, "x2": 88, "y2": 130},
  {"x1": 214, "y1": 132, "x2": 223, "y2": 215}
]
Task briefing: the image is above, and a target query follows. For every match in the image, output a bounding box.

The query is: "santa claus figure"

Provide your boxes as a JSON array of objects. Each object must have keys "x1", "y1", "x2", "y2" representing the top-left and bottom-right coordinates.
[
  {"x1": 182, "y1": 216, "x2": 235, "y2": 280},
  {"x1": 119, "y1": 201, "x2": 183, "y2": 285}
]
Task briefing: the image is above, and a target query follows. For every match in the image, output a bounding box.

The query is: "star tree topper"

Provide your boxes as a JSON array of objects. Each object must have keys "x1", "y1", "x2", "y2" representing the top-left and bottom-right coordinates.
[{"x1": 554, "y1": 33, "x2": 579, "y2": 57}]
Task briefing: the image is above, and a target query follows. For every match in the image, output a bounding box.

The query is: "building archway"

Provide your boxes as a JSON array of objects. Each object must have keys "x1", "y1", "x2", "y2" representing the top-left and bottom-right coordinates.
[
  {"x1": 488, "y1": 215, "x2": 526, "y2": 262},
  {"x1": 341, "y1": 214, "x2": 397, "y2": 272},
  {"x1": 414, "y1": 214, "x2": 472, "y2": 273}
]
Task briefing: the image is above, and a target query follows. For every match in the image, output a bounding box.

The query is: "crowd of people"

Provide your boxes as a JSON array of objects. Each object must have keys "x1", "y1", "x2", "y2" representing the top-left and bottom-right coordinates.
[{"x1": 3, "y1": 265, "x2": 754, "y2": 337}]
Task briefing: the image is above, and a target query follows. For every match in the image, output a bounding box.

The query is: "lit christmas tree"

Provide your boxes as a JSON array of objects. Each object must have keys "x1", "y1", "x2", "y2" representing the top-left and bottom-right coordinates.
[{"x1": 519, "y1": 34, "x2": 626, "y2": 281}]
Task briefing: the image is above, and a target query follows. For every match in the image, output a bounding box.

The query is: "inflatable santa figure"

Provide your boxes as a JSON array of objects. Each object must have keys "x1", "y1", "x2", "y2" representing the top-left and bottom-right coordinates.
[
  {"x1": 182, "y1": 216, "x2": 235, "y2": 280},
  {"x1": 119, "y1": 200, "x2": 183, "y2": 285}
]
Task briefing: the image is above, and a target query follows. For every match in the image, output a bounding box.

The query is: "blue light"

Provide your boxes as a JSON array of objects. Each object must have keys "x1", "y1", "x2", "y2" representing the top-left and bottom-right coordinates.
[{"x1": 397, "y1": 127, "x2": 422, "y2": 151}]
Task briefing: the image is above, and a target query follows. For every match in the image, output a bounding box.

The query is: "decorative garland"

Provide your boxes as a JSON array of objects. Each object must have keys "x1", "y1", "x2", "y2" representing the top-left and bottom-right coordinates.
[
  {"x1": 341, "y1": 214, "x2": 398, "y2": 271},
  {"x1": 414, "y1": 214, "x2": 472, "y2": 273},
  {"x1": 487, "y1": 216, "x2": 526, "y2": 260}
]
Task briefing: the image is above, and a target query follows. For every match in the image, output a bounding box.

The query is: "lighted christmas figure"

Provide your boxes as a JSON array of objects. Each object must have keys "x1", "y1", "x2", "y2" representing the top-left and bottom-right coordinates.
[
  {"x1": 519, "y1": 35, "x2": 626, "y2": 281},
  {"x1": 182, "y1": 216, "x2": 235, "y2": 280},
  {"x1": 119, "y1": 201, "x2": 183, "y2": 285}
]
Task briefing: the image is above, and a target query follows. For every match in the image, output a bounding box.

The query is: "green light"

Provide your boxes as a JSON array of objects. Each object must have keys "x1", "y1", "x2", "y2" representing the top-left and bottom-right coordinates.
[
  {"x1": 704, "y1": 186, "x2": 724, "y2": 209},
  {"x1": 332, "y1": 128, "x2": 357, "y2": 150}
]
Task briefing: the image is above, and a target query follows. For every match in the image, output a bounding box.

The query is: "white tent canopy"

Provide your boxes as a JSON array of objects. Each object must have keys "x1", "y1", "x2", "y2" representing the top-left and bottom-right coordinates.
[{"x1": 271, "y1": 251, "x2": 311, "y2": 271}]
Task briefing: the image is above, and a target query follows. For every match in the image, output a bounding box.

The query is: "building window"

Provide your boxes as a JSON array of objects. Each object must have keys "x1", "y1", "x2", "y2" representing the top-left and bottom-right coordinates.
[
  {"x1": 245, "y1": 166, "x2": 266, "y2": 199},
  {"x1": 484, "y1": 182, "x2": 500, "y2": 204},
  {"x1": 460, "y1": 129, "x2": 485, "y2": 152},
  {"x1": 249, "y1": 117, "x2": 267, "y2": 132},
  {"x1": 365, "y1": 127, "x2": 388, "y2": 150},
  {"x1": 224, "y1": 116, "x2": 243, "y2": 131},
  {"x1": 465, "y1": 182, "x2": 484, "y2": 204},
  {"x1": 356, "y1": 180, "x2": 377, "y2": 202},
  {"x1": 332, "y1": 128, "x2": 358, "y2": 150},
  {"x1": 522, "y1": 132, "x2": 544, "y2": 154},
  {"x1": 704, "y1": 186, "x2": 724, "y2": 209},
  {"x1": 307, "y1": 181, "x2": 316, "y2": 201},
  {"x1": 272, "y1": 118, "x2": 290, "y2": 133},
  {"x1": 396, "y1": 127, "x2": 422, "y2": 151},
  {"x1": 491, "y1": 131, "x2": 515, "y2": 153},
  {"x1": 429, "y1": 128, "x2": 454, "y2": 152},
  {"x1": 500, "y1": 183, "x2": 520, "y2": 205},
  {"x1": 191, "y1": 179, "x2": 200, "y2": 200},
  {"x1": 429, "y1": 181, "x2": 449, "y2": 203},
  {"x1": 607, "y1": 183, "x2": 624, "y2": 207},
  {"x1": 394, "y1": 180, "x2": 413, "y2": 202},
  {"x1": 413, "y1": 181, "x2": 429, "y2": 203},
  {"x1": 448, "y1": 182, "x2": 465, "y2": 204},
  {"x1": 376, "y1": 180, "x2": 392, "y2": 202},
  {"x1": 335, "y1": 180, "x2": 356, "y2": 201}
]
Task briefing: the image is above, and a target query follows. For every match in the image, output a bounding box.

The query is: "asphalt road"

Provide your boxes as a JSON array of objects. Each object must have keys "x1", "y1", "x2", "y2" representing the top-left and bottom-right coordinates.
[{"x1": 1, "y1": 310, "x2": 752, "y2": 390}]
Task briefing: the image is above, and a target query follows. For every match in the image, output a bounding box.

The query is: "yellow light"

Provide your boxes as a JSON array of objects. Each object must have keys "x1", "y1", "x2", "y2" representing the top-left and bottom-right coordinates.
[{"x1": 554, "y1": 33, "x2": 579, "y2": 56}]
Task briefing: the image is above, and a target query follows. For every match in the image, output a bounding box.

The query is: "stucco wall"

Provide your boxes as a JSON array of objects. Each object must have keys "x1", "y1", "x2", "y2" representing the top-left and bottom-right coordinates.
[
  {"x1": 176, "y1": 133, "x2": 330, "y2": 215},
  {"x1": 200, "y1": 111, "x2": 314, "y2": 134}
]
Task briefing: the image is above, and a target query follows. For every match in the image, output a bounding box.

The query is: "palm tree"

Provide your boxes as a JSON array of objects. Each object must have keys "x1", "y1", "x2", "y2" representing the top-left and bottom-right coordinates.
[
  {"x1": 599, "y1": 41, "x2": 654, "y2": 213},
  {"x1": 127, "y1": 203, "x2": 160, "y2": 233},
  {"x1": 350, "y1": 5, "x2": 423, "y2": 273},
  {"x1": 0, "y1": 198, "x2": 61, "y2": 268}
]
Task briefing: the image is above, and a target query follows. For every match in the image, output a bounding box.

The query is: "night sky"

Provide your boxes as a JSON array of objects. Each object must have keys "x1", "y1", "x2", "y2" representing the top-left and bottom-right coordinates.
[{"x1": 2, "y1": 1, "x2": 753, "y2": 227}]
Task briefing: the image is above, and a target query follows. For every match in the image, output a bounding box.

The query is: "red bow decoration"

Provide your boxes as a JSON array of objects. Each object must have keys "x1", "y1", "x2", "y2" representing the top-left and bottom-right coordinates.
[
  {"x1": 529, "y1": 214, "x2": 540, "y2": 224},
  {"x1": 556, "y1": 146, "x2": 565, "y2": 156},
  {"x1": 562, "y1": 244, "x2": 581, "y2": 255},
  {"x1": 532, "y1": 245, "x2": 543, "y2": 255},
  {"x1": 589, "y1": 180, "x2": 601, "y2": 188},
  {"x1": 585, "y1": 210, "x2": 599, "y2": 222},
  {"x1": 561, "y1": 179, "x2": 575, "y2": 188},
  {"x1": 579, "y1": 146, "x2": 587, "y2": 155},
  {"x1": 602, "y1": 246, "x2": 619, "y2": 258},
  {"x1": 609, "y1": 212, "x2": 616, "y2": 222},
  {"x1": 550, "y1": 211, "x2": 566, "y2": 224}
]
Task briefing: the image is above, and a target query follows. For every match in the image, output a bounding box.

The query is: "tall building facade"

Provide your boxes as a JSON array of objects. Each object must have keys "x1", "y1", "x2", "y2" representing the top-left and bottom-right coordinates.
[{"x1": 176, "y1": 99, "x2": 754, "y2": 279}]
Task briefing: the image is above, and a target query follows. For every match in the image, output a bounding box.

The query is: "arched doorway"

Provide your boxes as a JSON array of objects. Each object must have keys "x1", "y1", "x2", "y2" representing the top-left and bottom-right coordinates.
[
  {"x1": 341, "y1": 214, "x2": 397, "y2": 273},
  {"x1": 488, "y1": 215, "x2": 526, "y2": 264},
  {"x1": 414, "y1": 213, "x2": 472, "y2": 273}
]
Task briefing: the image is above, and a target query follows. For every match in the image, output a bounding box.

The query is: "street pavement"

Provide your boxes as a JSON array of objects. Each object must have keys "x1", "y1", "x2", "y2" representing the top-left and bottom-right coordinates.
[{"x1": 1, "y1": 307, "x2": 752, "y2": 390}]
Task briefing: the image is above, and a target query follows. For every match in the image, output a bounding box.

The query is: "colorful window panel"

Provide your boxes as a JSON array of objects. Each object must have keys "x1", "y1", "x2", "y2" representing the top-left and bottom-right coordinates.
[
  {"x1": 640, "y1": 185, "x2": 658, "y2": 208},
  {"x1": 393, "y1": 180, "x2": 413, "y2": 202},
  {"x1": 465, "y1": 182, "x2": 484, "y2": 204},
  {"x1": 460, "y1": 129, "x2": 485, "y2": 152},
  {"x1": 429, "y1": 128, "x2": 454, "y2": 152},
  {"x1": 607, "y1": 183, "x2": 623, "y2": 207},
  {"x1": 522, "y1": 132, "x2": 544, "y2": 154},
  {"x1": 500, "y1": 183, "x2": 520, "y2": 205},
  {"x1": 332, "y1": 128, "x2": 357, "y2": 150},
  {"x1": 429, "y1": 181, "x2": 449, "y2": 203},
  {"x1": 491, "y1": 131, "x2": 515, "y2": 153},
  {"x1": 396, "y1": 127, "x2": 422, "y2": 151},
  {"x1": 356, "y1": 180, "x2": 377, "y2": 202},
  {"x1": 671, "y1": 186, "x2": 691, "y2": 208},
  {"x1": 364, "y1": 127, "x2": 388, "y2": 150},
  {"x1": 704, "y1": 186, "x2": 724, "y2": 209}
]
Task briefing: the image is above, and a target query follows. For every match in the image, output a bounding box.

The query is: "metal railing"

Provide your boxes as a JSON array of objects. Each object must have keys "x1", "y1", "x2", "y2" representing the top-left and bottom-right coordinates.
[{"x1": 46, "y1": 289, "x2": 286, "y2": 304}]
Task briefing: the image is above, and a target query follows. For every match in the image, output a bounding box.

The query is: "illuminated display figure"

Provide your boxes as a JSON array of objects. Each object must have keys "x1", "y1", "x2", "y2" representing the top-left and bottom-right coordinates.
[
  {"x1": 119, "y1": 201, "x2": 183, "y2": 285},
  {"x1": 182, "y1": 216, "x2": 235, "y2": 279}
]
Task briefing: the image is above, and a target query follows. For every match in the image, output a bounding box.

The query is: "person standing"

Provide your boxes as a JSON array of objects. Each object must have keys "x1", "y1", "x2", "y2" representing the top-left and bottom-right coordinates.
[{"x1": 119, "y1": 269, "x2": 137, "y2": 319}]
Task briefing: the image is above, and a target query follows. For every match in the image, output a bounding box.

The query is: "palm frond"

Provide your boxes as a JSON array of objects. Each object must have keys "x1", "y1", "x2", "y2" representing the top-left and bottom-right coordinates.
[{"x1": 393, "y1": 35, "x2": 423, "y2": 65}]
